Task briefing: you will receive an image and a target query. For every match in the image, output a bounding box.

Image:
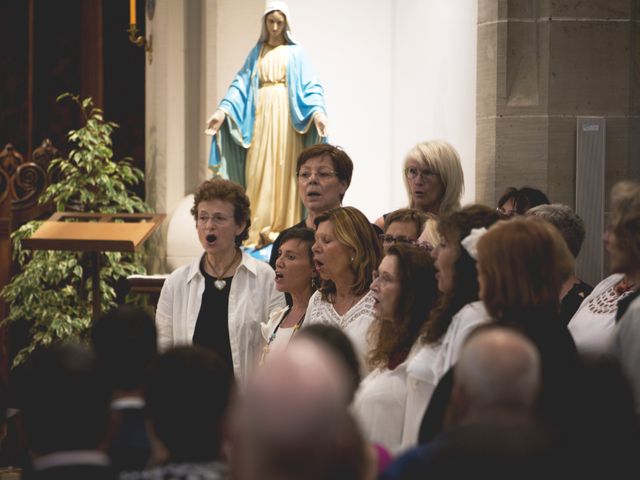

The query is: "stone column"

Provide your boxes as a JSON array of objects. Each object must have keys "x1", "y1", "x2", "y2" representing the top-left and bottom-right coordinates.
[
  {"x1": 144, "y1": 0, "x2": 262, "y2": 273},
  {"x1": 476, "y1": 0, "x2": 640, "y2": 208}
]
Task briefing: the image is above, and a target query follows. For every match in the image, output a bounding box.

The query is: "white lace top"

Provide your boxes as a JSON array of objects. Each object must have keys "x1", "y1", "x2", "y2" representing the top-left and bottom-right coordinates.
[
  {"x1": 304, "y1": 290, "x2": 376, "y2": 375},
  {"x1": 568, "y1": 273, "x2": 632, "y2": 356}
]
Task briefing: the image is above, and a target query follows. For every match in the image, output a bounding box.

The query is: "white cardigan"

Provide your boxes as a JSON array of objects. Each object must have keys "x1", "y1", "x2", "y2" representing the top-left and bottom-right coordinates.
[
  {"x1": 400, "y1": 301, "x2": 489, "y2": 449},
  {"x1": 155, "y1": 251, "x2": 286, "y2": 383}
]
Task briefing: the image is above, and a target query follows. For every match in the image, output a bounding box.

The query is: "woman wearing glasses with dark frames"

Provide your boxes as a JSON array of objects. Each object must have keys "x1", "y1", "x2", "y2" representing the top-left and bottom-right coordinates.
[
  {"x1": 374, "y1": 140, "x2": 465, "y2": 230},
  {"x1": 380, "y1": 208, "x2": 430, "y2": 253}
]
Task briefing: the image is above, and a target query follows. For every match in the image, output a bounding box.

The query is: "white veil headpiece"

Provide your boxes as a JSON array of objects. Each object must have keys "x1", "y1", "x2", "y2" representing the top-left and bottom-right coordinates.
[
  {"x1": 460, "y1": 227, "x2": 488, "y2": 261},
  {"x1": 259, "y1": 1, "x2": 296, "y2": 44}
]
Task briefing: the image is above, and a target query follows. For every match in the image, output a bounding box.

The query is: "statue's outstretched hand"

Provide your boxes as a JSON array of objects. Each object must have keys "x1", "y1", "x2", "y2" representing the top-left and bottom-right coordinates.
[
  {"x1": 313, "y1": 112, "x2": 328, "y2": 138},
  {"x1": 205, "y1": 110, "x2": 226, "y2": 136}
]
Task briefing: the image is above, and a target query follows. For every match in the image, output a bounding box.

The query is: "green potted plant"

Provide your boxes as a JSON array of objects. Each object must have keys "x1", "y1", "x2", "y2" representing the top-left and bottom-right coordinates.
[{"x1": 1, "y1": 93, "x2": 151, "y2": 366}]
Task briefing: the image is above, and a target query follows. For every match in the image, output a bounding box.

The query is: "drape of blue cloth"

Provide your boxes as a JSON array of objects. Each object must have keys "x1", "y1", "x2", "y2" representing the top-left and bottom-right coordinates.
[{"x1": 208, "y1": 42, "x2": 326, "y2": 186}]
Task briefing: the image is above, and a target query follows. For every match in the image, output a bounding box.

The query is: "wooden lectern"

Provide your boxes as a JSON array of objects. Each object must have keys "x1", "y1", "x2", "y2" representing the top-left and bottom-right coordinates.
[{"x1": 22, "y1": 212, "x2": 165, "y2": 320}]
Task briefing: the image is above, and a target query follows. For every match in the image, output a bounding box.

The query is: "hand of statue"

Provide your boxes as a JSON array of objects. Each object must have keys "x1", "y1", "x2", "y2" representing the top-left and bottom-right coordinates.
[
  {"x1": 313, "y1": 112, "x2": 328, "y2": 138},
  {"x1": 205, "y1": 110, "x2": 226, "y2": 136}
]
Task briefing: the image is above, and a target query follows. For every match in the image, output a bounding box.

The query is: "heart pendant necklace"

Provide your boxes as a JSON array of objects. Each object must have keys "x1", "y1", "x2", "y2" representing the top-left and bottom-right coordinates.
[{"x1": 206, "y1": 249, "x2": 241, "y2": 290}]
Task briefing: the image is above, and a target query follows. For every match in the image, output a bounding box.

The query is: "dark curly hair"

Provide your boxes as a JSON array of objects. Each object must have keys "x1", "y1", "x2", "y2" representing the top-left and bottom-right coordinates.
[{"x1": 367, "y1": 245, "x2": 438, "y2": 370}]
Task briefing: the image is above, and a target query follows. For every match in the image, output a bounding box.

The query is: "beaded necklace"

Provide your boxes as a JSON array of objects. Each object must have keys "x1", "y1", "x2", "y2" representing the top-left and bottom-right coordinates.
[
  {"x1": 259, "y1": 310, "x2": 306, "y2": 365},
  {"x1": 588, "y1": 277, "x2": 636, "y2": 315}
]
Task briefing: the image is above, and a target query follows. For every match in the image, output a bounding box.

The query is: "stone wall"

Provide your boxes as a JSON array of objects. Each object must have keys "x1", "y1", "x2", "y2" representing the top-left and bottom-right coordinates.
[{"x1": 476, "y1": 0, "x2": 640, "y2": 208}]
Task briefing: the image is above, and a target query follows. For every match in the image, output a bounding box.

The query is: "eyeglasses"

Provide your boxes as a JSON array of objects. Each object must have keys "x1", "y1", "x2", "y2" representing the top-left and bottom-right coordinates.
[
  {"x1": 197, "y1": 213, "x2": 233, "y2": 226},
  {"x1": 379, "y1": 234, "x2": 416, "y2": 245},
  {"x1": 404, "y1": 166, "x2": 439, "y2": 181},
  {"x1": 296, "y1": 169, "x2": 338, "y2": 182}
]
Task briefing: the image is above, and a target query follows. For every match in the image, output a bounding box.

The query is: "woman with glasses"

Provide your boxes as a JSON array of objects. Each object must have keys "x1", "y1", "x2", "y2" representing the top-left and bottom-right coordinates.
[
  {"x1": 306, "y1": 206, "x2": 382, "y2": 374},
  {"x1": 496, "y1": 186, "x2": 550, "y2": 217},
  {"x1": 374, "y1": 140, "x2": 465, "y2": 230},
  {"x1": 380, "y1": 208, "x2": 430, "y2": 253},
  {"x1": 353, "y1": 244, "x2": 439, "y2": 453},
  {"x1": 206, "y1": 2, "x2": 328, "y2": 246},
  {"x1": 269, "y1": 143, "x2": 353, "y2": 268},
  {"x1": 156, "y1": 178, "x2": 286, "y2": 384}
]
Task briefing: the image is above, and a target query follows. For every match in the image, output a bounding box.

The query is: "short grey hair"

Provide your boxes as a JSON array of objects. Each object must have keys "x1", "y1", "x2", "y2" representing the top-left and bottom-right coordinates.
[
  {"x1": 455, "y1": 326, "x2": 541, "y2": 411},
  {"x1": 526, "y1": 203, "x2": 586, "y2": 258}
]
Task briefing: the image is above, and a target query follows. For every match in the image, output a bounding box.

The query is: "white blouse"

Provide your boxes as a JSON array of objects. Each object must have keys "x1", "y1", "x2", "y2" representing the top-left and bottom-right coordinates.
[
  {"x1": 568, "y1": 273, "x2": 629, "y2": 356},
  {"x1": 304, "y1": 290, "x2": 377, "y2": 376},
  {"x1": 400, "y1": 300, "x2": 489, "y2": 450},
  {"x1": 353, "y1": 361, "x2": 409, "y2": 454}
]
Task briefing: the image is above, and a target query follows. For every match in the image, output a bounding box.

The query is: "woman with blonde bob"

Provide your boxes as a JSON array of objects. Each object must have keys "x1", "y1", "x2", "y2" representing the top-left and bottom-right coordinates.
[
  {"x1": 374, "y1": 140, "x2": 464, "y2": 229},
  {"x1": 306, "y1": 206, "x2": 382, "y2": 373}
]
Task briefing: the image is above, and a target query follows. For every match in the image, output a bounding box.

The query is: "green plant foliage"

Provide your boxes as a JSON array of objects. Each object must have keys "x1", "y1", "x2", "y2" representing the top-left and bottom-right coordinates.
[{"x1": 0, "y1": 93, "x2": 151, "y2": 366}]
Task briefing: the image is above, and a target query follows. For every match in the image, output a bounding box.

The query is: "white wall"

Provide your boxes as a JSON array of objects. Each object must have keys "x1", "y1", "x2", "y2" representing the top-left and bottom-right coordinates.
[
  {"x1": 289, "y1": 0, "x2": 477, "y2": 220},
  {"x1": 202, "y1": 0, "x2": 477, "y2": 222}
]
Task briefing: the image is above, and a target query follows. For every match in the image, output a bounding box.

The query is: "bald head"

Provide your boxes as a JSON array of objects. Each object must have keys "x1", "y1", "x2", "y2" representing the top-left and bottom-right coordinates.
[
  {"x1": 454, "y1": 327, "x2": 541, "y2": 415},
  {"x1": 230, "y1": 338, "x2": 364, "y2": 480}
]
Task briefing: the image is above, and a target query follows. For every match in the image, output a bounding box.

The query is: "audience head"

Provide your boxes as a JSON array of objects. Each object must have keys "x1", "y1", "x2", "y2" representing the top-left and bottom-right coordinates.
[
  {"x1": 606, "y1": 180, "x2": 640, "y2": 275},
  {"x1": 380, "y1": 208, "x2": 430, "y2": 253},
  {"x1": 274, "y1": 227, "x2": 318, "y2": 294},
  {"x1": 145, "y1": 346, "x2": 233, "y2": 462},
  {"x1": 90, "y1": 304, "x2": 157, "y2": 393},
  {"x1": 453, "y1": 325, "x2": 542, "y2": 420},
  {"x1": 296, "y1": 144, "x2": 353, "y2": 213},
  {"x1": 403, "y1": 140, "x2": 465, "y2": 215},
  {"x1": 296, "y1": 324, "x2": 361, "y2": 404},
  {"x1": 313, "y1": 206, "x2": 382, "y2": 298},
  {"x1": 230, "y1": 338, "x2": 366, "y2": 480},
  {"x1": 21, "y1": 341, "x2": 111, "y2": 455},
  {"x1": 368, "y1": 245, "x2": 438, "y2": 370},
  {"x1": 191, "y1": 177, "x2": 251, "y2": 247},
  {"x1": 421, "y1": 205, "x2": 502, "y2": 343},
  {"x1": 497, "y1": 186, "x2": 550, "y2": 217},
  {"x1": 526, "y1": 204, "x2": 586, "y2": 259},
  {"x1": 477, "y1": 217, "x2": 575, "y2": 321}
]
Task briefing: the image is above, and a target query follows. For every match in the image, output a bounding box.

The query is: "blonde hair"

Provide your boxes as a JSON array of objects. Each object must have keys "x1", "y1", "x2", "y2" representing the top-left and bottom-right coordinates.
[
  {"x1": 419, "y1": 215, "x2": 440, "y2": 249},
  {"x1": 403, "y1": 140, "x2": 465, "y2": 215},
  {"x1": 314, "y1": 207, "x2": 382, "y2": 299},
  {"x1": 610, "y1": 181, "x2": 640, "y2": 271},
  {"x1": 477, "y1": 217, "x2": 575, "y2": 321}
]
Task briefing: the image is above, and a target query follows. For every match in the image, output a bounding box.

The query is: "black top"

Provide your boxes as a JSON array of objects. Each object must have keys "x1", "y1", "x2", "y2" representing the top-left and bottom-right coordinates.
[
  {"x1": 559, "y1": 280, "x2": 593, "y2": 326},
  {"x1": 192, "y1": 260, "x2": 234, "y2": 377}
]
